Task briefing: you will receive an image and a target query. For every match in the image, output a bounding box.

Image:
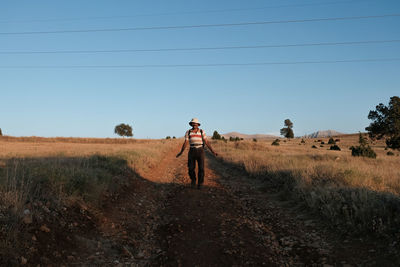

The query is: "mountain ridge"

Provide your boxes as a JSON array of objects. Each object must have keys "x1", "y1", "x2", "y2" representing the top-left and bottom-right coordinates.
[
  {"x1": 221, "y1": 132, "x2": 278, "y2": 139},
  {"x1": 304, "y1": 130, "x2": 344, "y2": 138}
]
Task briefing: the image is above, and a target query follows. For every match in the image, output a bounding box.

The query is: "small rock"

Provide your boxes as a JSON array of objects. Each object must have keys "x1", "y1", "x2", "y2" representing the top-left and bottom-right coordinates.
[
  {"x1": 42, "y1": 206, "x2": 50, "y2": 213},
  {"x1": 40, "y1": 225, "x2": 51, "y2": 233},
  {"x1": 23, "y1": 215, "x2": 33, "y2": 225},
  {"x1": 21, "y1": 256, "x2": 27, "y2": 265},
  {"x1": 136, "y1": 251, "x2": 145, "y2": 259}
]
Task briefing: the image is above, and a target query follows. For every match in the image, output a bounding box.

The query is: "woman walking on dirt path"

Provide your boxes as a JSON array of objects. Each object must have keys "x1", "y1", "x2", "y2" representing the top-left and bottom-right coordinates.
[{"x1": 176, "y1": 118, "x2": 218, "y2": 189}]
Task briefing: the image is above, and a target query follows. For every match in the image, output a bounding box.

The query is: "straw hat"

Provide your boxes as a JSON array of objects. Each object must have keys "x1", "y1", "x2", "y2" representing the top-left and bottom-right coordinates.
[{"x1": 189, "y1": 118, "x2": 201, "y2": 126}]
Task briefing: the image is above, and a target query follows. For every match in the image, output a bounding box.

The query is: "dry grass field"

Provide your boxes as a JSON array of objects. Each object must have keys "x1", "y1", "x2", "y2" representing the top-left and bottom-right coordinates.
[
  {"x1": 0, "y1": 136, "x2": 177, "y2": 208},
  {"x1": 0, "y1": 136, "x2": 178, "y2": 264},
  {"x1": 211, "y1": 134, "x2": 400, "y2": 235},
  {"x1": 1, "y1": 134, "x2": 399, "y2": 265}
]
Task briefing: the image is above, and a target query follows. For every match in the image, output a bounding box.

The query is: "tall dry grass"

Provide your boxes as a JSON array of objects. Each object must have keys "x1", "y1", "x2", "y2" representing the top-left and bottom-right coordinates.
[
  {"x1": 212, "y1": 137, "x2": 400, "y2": 236},
  {"x1": 0, "y1": 138, "x2": 179, "y2": 259},
  {"x1": 0, "y1": 138, "x2": 178, "y2": 210}
]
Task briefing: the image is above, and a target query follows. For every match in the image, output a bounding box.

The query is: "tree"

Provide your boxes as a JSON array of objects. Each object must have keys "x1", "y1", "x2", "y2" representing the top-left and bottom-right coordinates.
[
  {"x1": 0, "y1": 128, "x2": 2, "y2": 136},
  {"x1": 366, "y1": 96, "x2": 400, "y2": 150},
  {"x1": 166, "y1": 136, "x2": 171, "y2": 139},
  {"x1": 114, "y1": 123, "x2": 133, "y2": 137},
  {"x1": 280, "y1": 119, "x2": 294, "y2": 139},
  {"x1": 350, "y1": 132, "x2": 376, "y2": 158},
  {"x1": 212, "y1": 131, "x2": 222, "y2": 140}
]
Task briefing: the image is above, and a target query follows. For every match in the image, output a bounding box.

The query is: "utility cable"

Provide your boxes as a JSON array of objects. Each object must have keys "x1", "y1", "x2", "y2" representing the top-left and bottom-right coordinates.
[
  {"x1": 0, "y1": 58, "x2": 399, "y2": 69},
  {"x1": 0, "y1": 0, "x2": 375, "y2": 24},
  {"x1": 0, "y1": 39, "x2": 399, "y2": 54},
  {"x1": 0, "y1": 14, "x2": 399, "y2": 35}
]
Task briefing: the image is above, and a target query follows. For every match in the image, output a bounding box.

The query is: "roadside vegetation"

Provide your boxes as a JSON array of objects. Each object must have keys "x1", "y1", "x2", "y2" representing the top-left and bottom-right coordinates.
[
  {"x1": 0, "y1": 137, "x2": 178, "y2": 264},
  {"x1": 212, "y1": 135, "x2": 400, "y2": 237}
]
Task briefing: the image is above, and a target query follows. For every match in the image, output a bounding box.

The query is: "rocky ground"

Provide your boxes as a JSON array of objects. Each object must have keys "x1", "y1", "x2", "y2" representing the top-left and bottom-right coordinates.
[{"x1": 2, "y1": 148, "x2": 399, "y2": 266}]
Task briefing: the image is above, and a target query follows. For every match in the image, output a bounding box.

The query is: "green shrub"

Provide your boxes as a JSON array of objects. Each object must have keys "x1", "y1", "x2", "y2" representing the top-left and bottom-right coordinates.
[
  {"x1": 253, "y1": 138, "x2": 257, "y2": 142},
  {"x1": 330, "y1": 145, "x2": 341, "y2": 151},
  {"x1": 212, "y1": 131, "x2": 222, "y2": 140},
  {"x1": 387, "y1": 151, "x2": 395, "y2": 156},
  {"x1": 271, "y1": 139, "x2": 280, "y2": 146},
  {"x1": 328, "y1": 137, "x2": 336, "y2": 145},
  {"x1": 166, "y1": 136, "x2": 171, "y2": 139},
  {"x1": 350, "y1": 146, "x2": 376, "y2": 158},
  {"x1": 301, "y1": 139, "x2": 306, "y2": 144},
  {"x1": 321, "y1": 141, "x2": 325, "y2": 144},
  {"x1": 312, "y1": 145, "x2": 317, "y2": 149},
  {"x1": 350, "y1": 133, "x2": 377, "y2": 158}
]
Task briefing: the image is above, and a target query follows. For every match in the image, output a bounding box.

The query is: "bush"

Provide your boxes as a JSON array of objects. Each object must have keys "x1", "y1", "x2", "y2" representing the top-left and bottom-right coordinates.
[
  {"x1": 229, "y1": 136, "x2": 241, "y2": 142},
  {"x1": 328, "y1": 137, "x2": 336, "y2": 145},
  {"x1": 301, "y1": 139, "x2": 306, "y2": 144},
  {"x1": 321, "y1": 141, "x2": 325, "y2": 144},
  {"x1": 320, "y1": 145, "x2": 324, "y2": 147},
  {"x1": 387, "y1": 151, "x2": 395, "y2": 156},
  {"x1": 172, "y1": 136, "x2": 176, "y2": 139},
  {"x1": 312, "y1": 145, "x2": 317, "y2": 149},
  {"x1": 271, "y1": 139, "x2": 280, "y2": 146},
  {"x1": 350, "y1": 133, "x2": 377, "y2": 159},
  {"x1": 253, "y1": 138, "x2": 257, "y2": 142},
  {"x1": 350, "y1": 146, "x2": 376, "y2": 158},
  {"x1": 335, "y1": 139, "x2": 340, "y2": 142},
  {"x1": 212, "y1": 131, "x2": 222, "y2": 140},
  {"x1": 166, "y1": 136, "x2": 171, "y2": 139},
  {"x1": 330, "y1": 145, "x2": 341, "y2": 151}
]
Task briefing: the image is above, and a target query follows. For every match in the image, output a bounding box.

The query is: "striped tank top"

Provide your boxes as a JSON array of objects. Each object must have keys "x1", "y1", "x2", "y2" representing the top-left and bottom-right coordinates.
[{"x1": 185, "y1": 129, "x2": 207, "y2": 148}]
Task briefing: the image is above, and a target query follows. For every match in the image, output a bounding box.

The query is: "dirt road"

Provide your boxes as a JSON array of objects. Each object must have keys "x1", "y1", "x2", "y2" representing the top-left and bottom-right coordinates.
[
  {"x1": 24, "y1": 148, "x2": 396, "y2": 266},
  {"x1": 145, "y1": 149, "x2": 397, "y2": 267}
]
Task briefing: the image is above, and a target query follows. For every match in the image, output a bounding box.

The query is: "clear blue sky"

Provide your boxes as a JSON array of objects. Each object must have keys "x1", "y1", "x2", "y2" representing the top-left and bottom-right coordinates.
[{"x1": 1, "y1": 0, "x2": 399, "y2": 138}]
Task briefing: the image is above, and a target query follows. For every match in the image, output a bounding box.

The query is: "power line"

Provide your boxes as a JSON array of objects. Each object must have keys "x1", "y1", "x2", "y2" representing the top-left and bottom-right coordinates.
[
  {"x1": 0, "y1": 14, "x2": 399, "y2": 35},
  {"x1": 0, "y1": 58, "x2": 399, "y2": 69},
  {"x1": 0, "y1": 0, "x2": 374, "y2": 24},
  {"x1": 1, "y1": 39, "x2": 399, "y2": 54}
]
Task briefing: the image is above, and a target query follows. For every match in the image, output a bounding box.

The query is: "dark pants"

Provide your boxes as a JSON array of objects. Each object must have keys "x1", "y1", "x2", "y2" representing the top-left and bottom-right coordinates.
[{"x1": 188, "y1": 147, "x2": 205, "y2": 185}]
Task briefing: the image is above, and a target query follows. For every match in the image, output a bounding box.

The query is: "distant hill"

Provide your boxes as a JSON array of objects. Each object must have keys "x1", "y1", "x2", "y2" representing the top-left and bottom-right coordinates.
[
  {"x1": 221, "y1": 132, "x2": 278, "y2": 140},
  {"x1": 304, "y1": 130, "x2": 344, "y2": 138}
]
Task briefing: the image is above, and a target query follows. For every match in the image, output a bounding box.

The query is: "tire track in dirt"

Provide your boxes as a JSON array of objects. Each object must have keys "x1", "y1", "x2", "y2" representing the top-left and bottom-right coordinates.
[
  {"x1": 152, "y1": 151, "x2": 285, "y2": 266},
  {"x1": 150, "y1": 149, "x2": 398, "y2": 266}
]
